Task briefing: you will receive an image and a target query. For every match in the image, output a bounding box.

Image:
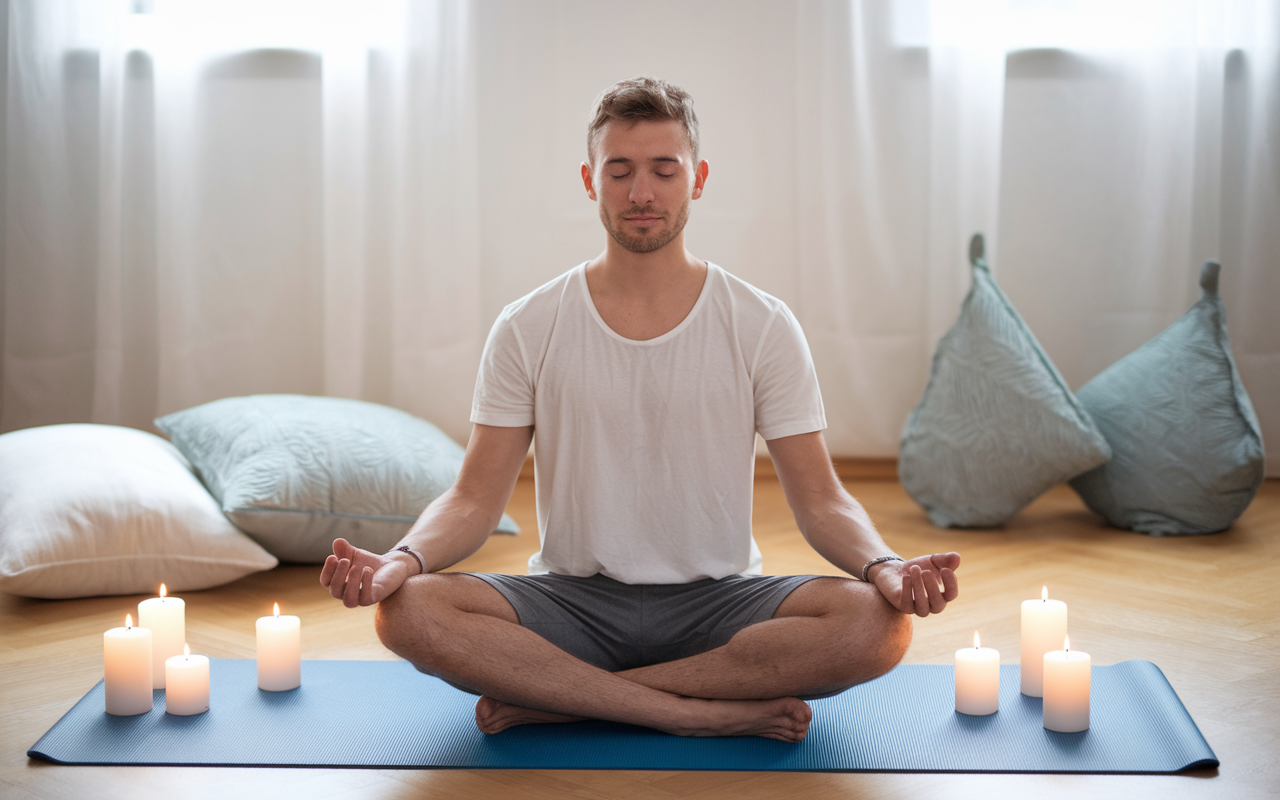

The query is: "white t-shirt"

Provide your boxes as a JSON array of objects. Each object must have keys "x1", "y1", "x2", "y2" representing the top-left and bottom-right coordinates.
[{"x1": 471, "y1": 262, "x2": 826, "y2": 584}]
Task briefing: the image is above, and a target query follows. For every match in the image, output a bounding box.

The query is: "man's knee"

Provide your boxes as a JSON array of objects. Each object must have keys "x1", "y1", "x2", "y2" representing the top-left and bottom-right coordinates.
[
  {"x1": 374, "y1": 574, "x2": 453, "y2": 659},
  {"x1": 820, "y1": 580, "x2": 913, "y2": 686}
]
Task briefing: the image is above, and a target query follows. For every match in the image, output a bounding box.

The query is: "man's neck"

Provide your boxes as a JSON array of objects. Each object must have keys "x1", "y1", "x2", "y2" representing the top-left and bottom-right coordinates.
[
  {"x1": 586, "y1": 237, "x2": 704, "y2": 300},
  {"x1": 584, "y1": 239, "x2": 708, "y2": 341}
]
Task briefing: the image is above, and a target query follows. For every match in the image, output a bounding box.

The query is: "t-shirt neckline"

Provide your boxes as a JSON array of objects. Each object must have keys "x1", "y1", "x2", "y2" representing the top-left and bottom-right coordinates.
[{"x1": 577, "y1": 261, "x2": 716, "y2": 347}]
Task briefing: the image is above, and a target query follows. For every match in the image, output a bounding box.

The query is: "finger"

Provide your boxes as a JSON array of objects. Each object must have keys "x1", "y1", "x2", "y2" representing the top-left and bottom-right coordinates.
[
  {"x1": 358, "y1": 566, "x2": 375, "y2": 606},
  {"x1": 319, "y1": 555, "x2": 338, "y2": 589},
  {"x1": 940, "y1": 567, "x2": 959, "y2": 601},
  {"x1": 343, "y1": 560, "x2": 364, "y2": 608},
  {"x1": 923, "y1": 570, "x2": 946, "y2": 614},
  {"x1": 332, "y1": 537, "x2": 352, "y2": 559},
  {"x1": 896, "y1": 571, "x2": 913, "y2": 614},
  {"x1": 930, "y1": 551, "x2": 961, "y2": 571},
  {"x1": 329, "y1": 557, "x2": 352, "y2": 600},
  {"x1": 910, "y1": 566, "x2": 930, "y2": 617}
]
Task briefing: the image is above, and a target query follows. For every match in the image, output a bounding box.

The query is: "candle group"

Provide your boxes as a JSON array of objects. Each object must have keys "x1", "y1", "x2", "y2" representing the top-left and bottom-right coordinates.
[
  {"x1": 256, "y1": 603, "x2": 301, "y2": 691},
  {"x1": 102, "y1": 587, "x2": 303, "y2": 718}
]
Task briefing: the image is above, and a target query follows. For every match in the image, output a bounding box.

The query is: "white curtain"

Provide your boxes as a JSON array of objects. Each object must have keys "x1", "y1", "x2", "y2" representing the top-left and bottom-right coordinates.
[
  {"x1": 4, "y1": 0, "x2": 1278, "y2": 473},
  {"x1": 3, "y1": 0, "x2": 482, "y2": 443}
]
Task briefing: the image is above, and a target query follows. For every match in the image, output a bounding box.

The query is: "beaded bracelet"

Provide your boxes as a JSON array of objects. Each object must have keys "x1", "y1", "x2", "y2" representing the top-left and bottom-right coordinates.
[{"x1": 861, "y1": 555, "x2": 904, "y2": 583}]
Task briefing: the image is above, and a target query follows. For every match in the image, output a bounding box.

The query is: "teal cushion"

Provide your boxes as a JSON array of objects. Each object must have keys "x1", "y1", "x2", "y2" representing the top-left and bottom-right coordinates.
[
  {"x1": 899, "y1": 235, "x2": 1111, "y2": 527},
  {"x1": 1069, "y1": 262, "x2": 1265, "y2": 535},
  {"x1": 156, "y1": 395, "x2": 519, "y2": 563}
]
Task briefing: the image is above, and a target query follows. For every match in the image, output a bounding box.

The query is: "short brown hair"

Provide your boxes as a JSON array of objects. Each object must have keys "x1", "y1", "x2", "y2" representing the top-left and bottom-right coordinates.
[{"x1": 586, "y1": 77, "x2": 700, "y2": 165}]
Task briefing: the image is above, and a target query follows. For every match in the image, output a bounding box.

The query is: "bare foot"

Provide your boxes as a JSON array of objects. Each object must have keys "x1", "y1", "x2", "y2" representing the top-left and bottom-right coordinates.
[
  {"x1": 667, "y1": 696, "x2": 813, "y2": 743},
  {"x1": 475, "y1": 695, "x2": 587, "y2": 734}
]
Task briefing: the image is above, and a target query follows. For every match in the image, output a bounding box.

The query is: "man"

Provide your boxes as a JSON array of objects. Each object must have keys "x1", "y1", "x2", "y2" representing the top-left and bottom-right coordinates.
[{"x1": 321, "y1": 77, "x2": 959, "y2": 743}]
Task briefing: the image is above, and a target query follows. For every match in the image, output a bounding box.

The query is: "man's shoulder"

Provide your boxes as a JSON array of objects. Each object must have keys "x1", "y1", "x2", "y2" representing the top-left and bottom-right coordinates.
[
  {"x1": 497, "y1": 263, "x2": 584, "y2": 326},
  {"x1": 707, "y1": 263, "x2": 791, "y2": 320}
]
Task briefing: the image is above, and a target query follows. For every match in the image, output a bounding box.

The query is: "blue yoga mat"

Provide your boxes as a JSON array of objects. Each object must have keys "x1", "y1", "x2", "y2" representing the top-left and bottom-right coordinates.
[{"x1": 29, "y1": 659, "x2": 1216, "y2": 773}]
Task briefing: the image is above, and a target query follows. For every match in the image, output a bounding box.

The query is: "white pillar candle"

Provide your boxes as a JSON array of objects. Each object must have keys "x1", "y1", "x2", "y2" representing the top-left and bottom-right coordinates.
[
  {"x1": 955, "y1": 631, "x2": 1000, "y2": 715},
  {"x1": 165, "y1": 644, "x2": 210, "y2": 716},
  {"x1": 1020, "y1": 586, "x2": 1068, "y2": 697},
  {"x1": 256, "y1": 603, "x2": 301, "y2": 691},
  {"x1": 138, "y1": 583, "x2": 185, "y2": 689},
  {"x1": 104, "y1": 614, "x2": 153, "y2": 716},
  {"x1": 1043, "y1": 635, "x2": 1091, "y2": 732}
]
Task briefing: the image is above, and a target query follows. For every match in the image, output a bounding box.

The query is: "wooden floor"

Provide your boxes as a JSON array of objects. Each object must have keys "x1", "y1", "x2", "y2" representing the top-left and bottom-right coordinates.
[{"x1": 4, "y1": 466, "x2": 1277, "y2": 800}]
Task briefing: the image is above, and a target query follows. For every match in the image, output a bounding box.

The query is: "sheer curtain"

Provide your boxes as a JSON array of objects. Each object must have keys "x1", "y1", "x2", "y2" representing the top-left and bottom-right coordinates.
[
  {"x1": 3, "y1": 0, "x2": 1277, "y2": 472},
  {"x1": 3, "y1": 0, "x2": 482, "y2": 443}
]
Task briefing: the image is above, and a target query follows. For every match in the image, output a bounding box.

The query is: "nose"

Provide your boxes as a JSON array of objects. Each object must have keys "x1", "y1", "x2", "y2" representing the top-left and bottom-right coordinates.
[{"x1": 628, "y1": 173, "x2": 656, "y2": 205}]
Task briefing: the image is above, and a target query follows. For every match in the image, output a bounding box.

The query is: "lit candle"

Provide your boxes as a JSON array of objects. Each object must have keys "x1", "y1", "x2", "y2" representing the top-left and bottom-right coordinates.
[
  {"x1": 256, "y1": 602, "x2": 301, "y2": 691},
  {"x1": 1020, "y1": 586, "x2": 1068, "y2": 697},
  {"x1": 1043, "y1": 635, "x2": 1091, "y2": 732},
  {"x1": 165, "y1": 644, "x2": 210, "y2": 716},
  {"x1": 955, "y1": 630, "x2": 999, "y2": 715},
  {"x1": 103, "y1": 614, "x2": 153, "y2": 716},
  {"x1": 138, "y1": 583, "x2": 185, "y2": 689}
]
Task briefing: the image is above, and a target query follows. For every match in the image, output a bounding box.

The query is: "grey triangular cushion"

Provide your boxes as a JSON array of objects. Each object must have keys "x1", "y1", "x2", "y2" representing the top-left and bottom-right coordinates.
[
  {"x1": 899, "y1": 235, "x2": 1111, "y2": 527},
  {"x1": 1069, "y1": 262, "x2": 1265, "y2": 535},
  {"x1": 156, "y1": 395, "x2": 519, "y2": 563}
]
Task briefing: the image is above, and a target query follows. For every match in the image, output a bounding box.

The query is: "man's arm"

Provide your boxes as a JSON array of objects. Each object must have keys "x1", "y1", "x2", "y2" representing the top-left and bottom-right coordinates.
[
  {"x1": 766, "y1": 431, "x2": 959, "y2": 617},
  {"x1": 320, "y1": 423, "x2": 533, "y2": 608}
]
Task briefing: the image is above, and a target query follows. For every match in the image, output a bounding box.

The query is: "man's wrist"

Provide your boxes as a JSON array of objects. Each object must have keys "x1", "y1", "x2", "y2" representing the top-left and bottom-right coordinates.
[
  {"x1": 387, "y1": 545, "x2": 426, "y2": 576},
  {"x1": 861, "y1": 555, "x2": 904, "y2": 583}
]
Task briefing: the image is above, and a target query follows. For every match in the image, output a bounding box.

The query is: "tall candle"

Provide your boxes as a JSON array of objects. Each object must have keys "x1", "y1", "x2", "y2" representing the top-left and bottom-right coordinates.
[
  {"x1": 955, "y1": 631, "x2": 999, "y2": 715},
  {"x1": 1020, "y1": 586, "x2": 1067, "y2": 697},
  {"x1": 104, "y1": 614, "x2": 153, "y2": 715},
  {"x1": 1043, "y1": 635, "x2": 1091, "y2": 732},
  {"x1": 165, "y1": 644, "x2": 210, "y2": 716},
  {"x1": 138, "y1": 583, "x2": 185, "y2": 689},
  {"x1": 256, "y1": 603, "x2": 301, "y2": 691}
]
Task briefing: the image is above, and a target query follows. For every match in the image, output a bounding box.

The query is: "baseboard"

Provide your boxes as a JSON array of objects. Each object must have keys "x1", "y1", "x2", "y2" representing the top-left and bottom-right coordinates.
[{"x1": 519, "y1": 456, "x2": 898, "y2": 482}]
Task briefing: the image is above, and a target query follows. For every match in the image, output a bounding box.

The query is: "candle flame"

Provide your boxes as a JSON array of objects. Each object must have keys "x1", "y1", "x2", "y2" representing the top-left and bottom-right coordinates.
[
  {"x1": 974, "y1": 631, "x2": 981, "y2": 649},
  {"x1": 126, "y1": 613, "x2": 133, "y2": 630},
  {"x1": 273, "y1": 602, "x2": 280, "y2": 618},
  {"x1": 184, "y1": 643, "x2": 191, "y2": 658},
  {"x1": 1042, "y1": 586, "x2": 1048, "y2": 602},
  {"x1": 160, "y1": 583, "x2": 167, "y2": 599},
  {"x1": 1064, "y1": 635, "x2": 1071, "y2": 652}
]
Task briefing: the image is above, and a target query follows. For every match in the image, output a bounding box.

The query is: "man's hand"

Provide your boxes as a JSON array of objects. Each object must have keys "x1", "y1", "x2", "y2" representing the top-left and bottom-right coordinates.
[
  {"x1": 319, "y1": 538, "x2": 416, "y2": 608},
  {"x1": 871, "y1": 552, "x2": 960, "y2": 617}
]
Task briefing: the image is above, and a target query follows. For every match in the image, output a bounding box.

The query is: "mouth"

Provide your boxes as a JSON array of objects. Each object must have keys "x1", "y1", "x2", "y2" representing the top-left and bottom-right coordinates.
[{"x1": 623, "y1": 215, "x2": 662, "y2": 225}]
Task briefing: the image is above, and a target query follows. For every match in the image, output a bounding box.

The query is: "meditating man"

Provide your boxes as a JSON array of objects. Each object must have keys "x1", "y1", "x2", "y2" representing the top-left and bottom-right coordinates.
[{"x1": 320, "y1": 77, "x2": 960, "y2": 742}]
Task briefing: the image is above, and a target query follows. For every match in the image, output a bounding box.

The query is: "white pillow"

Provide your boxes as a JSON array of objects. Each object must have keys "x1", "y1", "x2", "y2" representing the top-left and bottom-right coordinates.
[{"x1": 0, "y1": 424, "x2": 278, "y2": 599}]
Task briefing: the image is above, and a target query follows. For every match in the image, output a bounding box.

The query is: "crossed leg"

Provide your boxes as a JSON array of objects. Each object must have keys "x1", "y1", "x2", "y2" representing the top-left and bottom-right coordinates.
[{"x1": 374, "y1": 574, "x2": 911, "y2": 742}]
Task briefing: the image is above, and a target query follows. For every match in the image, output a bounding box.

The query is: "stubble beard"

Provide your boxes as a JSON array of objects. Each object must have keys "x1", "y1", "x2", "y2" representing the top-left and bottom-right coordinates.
[{"x1": 601, "y1": 198, "x2": 691, "y2": 254}]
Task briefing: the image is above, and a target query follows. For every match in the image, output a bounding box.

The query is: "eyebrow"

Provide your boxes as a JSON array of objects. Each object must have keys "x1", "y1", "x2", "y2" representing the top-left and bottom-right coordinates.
[{"x1": 604, "y1": 156, "x2": 683, "y2": 166}]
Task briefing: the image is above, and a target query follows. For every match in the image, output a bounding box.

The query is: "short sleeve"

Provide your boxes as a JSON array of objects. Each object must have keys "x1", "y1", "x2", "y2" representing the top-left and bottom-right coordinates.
[
  {"x1": 471, "y1": 312, "x2": 536, "y2": 427},
  {"x1": 752, "y1": 304, "x2": 826, "y2": 440}
]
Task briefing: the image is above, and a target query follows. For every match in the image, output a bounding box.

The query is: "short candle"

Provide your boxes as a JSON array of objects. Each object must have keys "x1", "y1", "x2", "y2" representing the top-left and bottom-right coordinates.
[
  {"x1": 138, "y1": 583, "x2": 185, "y2": 689},
  {"x1": 955, "y1": 630, "x2": 999, "y2": 715},
  {"x1": 165, "y1": 644, "x2": 210, "y2": 716},
  {"x1": 1021, "y1": 586, "x2": 1067, "y2": 697},
  {"x1": 256, "y1": 602, "x2": 301, "y2": 691},
  {"x1": 103, "y1": 614, "x2": 153, "y2": 716},
  {"x1": 1043, "y1": 635, "x2": 1091, "y2": 732}
]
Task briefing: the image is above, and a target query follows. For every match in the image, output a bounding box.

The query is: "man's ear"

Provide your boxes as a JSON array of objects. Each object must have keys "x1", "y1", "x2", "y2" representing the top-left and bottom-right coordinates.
[
  {"x1": 581, "y1": 162, "x2": 597, "y2": 201},
  {"x1": 691, "y1": 159, "x2": 709, "y2": 200}
]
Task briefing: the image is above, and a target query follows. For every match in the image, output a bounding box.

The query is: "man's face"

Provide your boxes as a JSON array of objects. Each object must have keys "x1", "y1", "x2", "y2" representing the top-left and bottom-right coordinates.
[{"x1": 583, "y1": 119, "x2": 707, "y2": 255}]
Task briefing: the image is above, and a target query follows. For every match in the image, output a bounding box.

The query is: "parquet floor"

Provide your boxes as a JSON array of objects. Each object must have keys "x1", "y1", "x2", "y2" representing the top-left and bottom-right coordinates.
[{"x1": 3, "y1": 465, "x2": 1277, "y2": 800}]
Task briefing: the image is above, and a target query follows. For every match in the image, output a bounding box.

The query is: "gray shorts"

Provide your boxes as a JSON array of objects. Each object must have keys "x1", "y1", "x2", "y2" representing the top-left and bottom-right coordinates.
[{"x1": 467, "y1": 572, "x2": 820, "y2": 673}]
